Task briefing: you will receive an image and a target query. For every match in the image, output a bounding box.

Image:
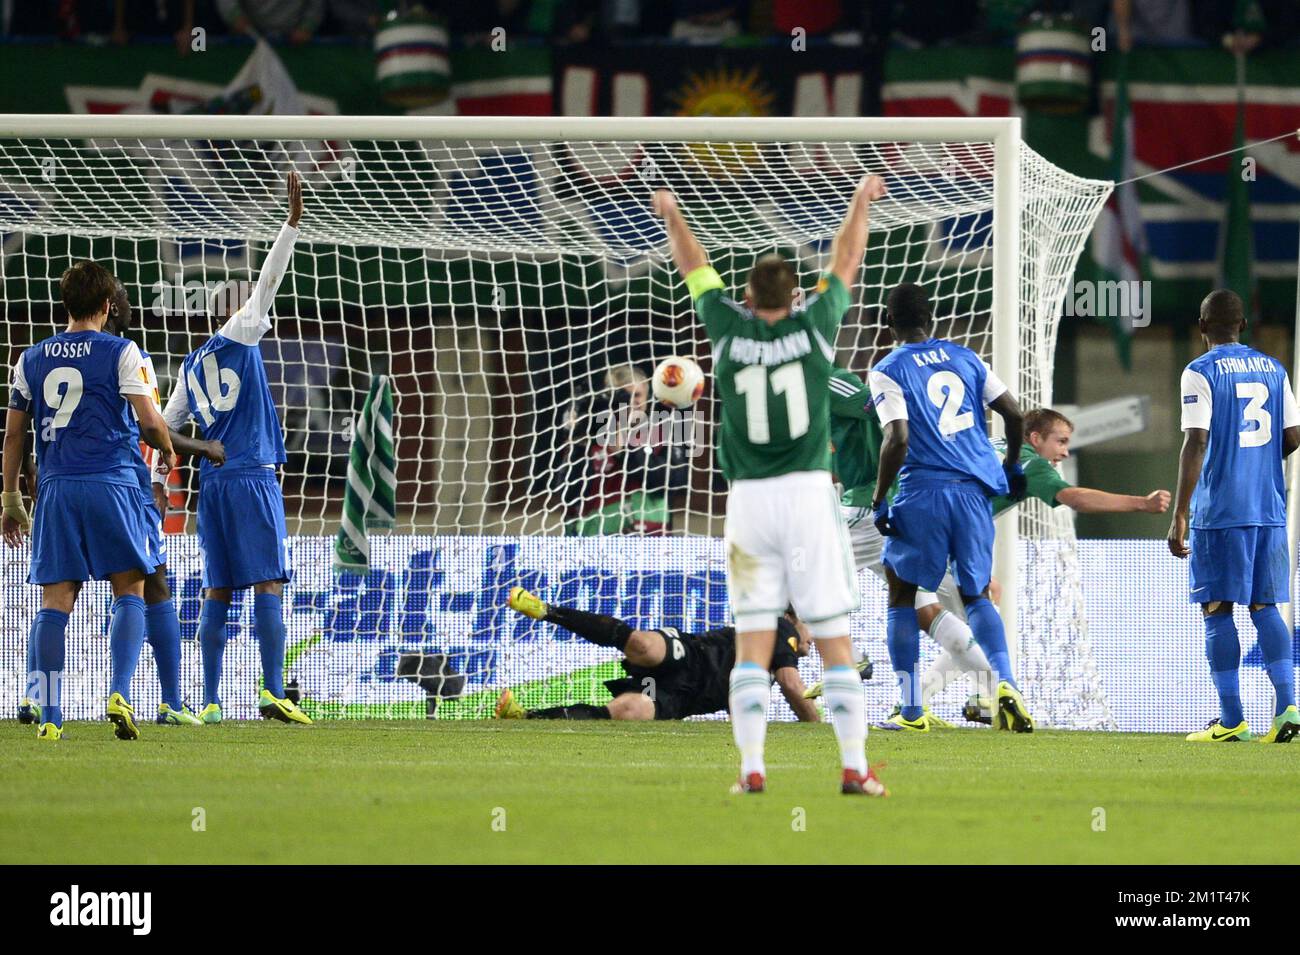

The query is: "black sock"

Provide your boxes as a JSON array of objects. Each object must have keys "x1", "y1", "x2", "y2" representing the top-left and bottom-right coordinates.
[
  {"x1": 544, "y1": 605, "x2": 631, "y2": 650},
  {"x1": 526, "y1": 703, "x2": 612, "y2": 720}
]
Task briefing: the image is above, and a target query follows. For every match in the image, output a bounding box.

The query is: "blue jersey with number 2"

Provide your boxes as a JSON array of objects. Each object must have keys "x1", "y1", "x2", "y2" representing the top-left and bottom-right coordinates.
[{"x1": 869, "y1": 338, "x2": 1008, "y2": 497}]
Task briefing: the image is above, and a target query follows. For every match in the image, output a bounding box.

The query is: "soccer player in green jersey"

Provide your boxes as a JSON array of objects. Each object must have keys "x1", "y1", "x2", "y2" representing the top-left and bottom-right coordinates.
[
  {"x1": 654, "y1": 174, "x2": 889, "y2": 796},
  {"x1": 833, "y1": 398, "x2": 1170, "y2": 728}
]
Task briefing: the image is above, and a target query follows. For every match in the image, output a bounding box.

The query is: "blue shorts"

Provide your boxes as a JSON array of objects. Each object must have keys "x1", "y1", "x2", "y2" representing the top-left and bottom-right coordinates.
[
  {"x1": 882, "y1": 479, "x2": 995, "y2": 595},
  {"x1": 196, "y1": 468, "x2": 290, "y2": 590},
  {"x1": 141, "y1": 487, "x2": 166, "y2": 570},
  {"x1": 28, "y1": 477, "x2": 156, "y2": 584},
  {"x1": 1189, "y1": 525, "x2": 1289, "y2": 606}
]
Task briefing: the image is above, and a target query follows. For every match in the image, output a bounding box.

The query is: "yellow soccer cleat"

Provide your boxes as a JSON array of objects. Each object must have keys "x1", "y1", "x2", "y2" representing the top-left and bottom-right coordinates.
[
  {"x1": 17, "y1": 697, "x2": 41, "y2": 725},
  {"x1": 494, "y1": 688, "x2": 525, "y2": 720},
  {"x1": 156, "y1": 703, "x2": 203, "y2": 726},
  {"x1": 199, "y1": 703, "x2": 223, "y2": 724},
  {"x1": 875, "y1": 710, "x2": 932, "y2": 732},
  {"x1": 36, "y1": 722, "x2": 62, "y2": 741},
  {"x1": 996, "y1": 681, "x2": 1034, "y2": 733},
  {"x1": 258, "y1": 689, "x2": 313, "y2": 725},
  {"x1": 1256, "y1": 706, "x2": 1299, "y2": 744},
  {"x1": 106, "y1": 692, "x2": 140, "y2": 740},
  {"x1": 507, "y1": 586, "x2": 548, "y2": 621},
  {"x1": 1186, "y1": 718, "x2": 1253, "y2": 742}
]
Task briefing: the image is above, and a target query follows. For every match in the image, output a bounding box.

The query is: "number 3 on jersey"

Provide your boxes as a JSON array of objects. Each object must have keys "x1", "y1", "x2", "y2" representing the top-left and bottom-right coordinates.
[
  {"x1": 1237, "y1": 381, "x2": 1272, "y2": 448},
  {"x1": 188, "y1": 353, "x2": 242, "y2": 427},
  {"x1": 734, "y1": 363, "x2": 809, "y2": 444}
]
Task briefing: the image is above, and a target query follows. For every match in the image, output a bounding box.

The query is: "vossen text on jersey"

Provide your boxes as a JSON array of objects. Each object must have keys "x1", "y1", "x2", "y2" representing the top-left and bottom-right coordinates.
[{"x1": 43, "y1": 340, "x2": 93, "y2": 359}]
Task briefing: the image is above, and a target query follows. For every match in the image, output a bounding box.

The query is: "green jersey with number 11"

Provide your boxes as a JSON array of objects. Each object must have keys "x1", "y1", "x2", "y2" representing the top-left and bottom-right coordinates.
[{"x1": 689, "y1": 266, "x2": 850, "y2": 481}]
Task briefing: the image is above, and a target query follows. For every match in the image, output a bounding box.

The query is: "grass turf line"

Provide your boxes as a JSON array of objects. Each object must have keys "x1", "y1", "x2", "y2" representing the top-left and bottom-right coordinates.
[{"x1": 2, "y1": 719, "x2": 1294, "y2": 864}]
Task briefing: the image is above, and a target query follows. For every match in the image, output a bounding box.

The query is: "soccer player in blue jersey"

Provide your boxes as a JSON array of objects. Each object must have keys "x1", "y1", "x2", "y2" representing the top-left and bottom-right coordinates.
[
  {"x1": 13, "y1": 282, "x2": 226, "y2": 728},
  {"x1": 868, "y1": 282, "x2": 1035, "y2": 733},
  {"x1": 1168, "y1": 289, "x2": 1300, "y2": 744},
  {"x1": 3, "y1": 260, "x2": 177, "y2": 741},
  {"x1": 158, "y1": 171, "x2": 310, "y2": 725}
]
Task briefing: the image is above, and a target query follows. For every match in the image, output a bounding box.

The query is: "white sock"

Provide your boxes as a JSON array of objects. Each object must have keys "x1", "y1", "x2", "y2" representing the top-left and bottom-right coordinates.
[
  {"x1": 921, "y1": 649, "x2": 968, "y2": 706},
  {"x1": 823, "y1": 666, "x2": 868, "y2": 774},
  {"x1": 924, "y1": 609, "x2": 995, "y2": 705},
  {"x1": 729, "y1": 663, "x2": 770, "y2": 777}
]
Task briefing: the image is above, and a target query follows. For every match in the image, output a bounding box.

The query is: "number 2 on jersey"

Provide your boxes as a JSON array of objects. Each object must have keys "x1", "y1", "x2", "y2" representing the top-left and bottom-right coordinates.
[
  {"x1": 734, "y1": 363, "x2": 809, "y2": 444},
  {"x1": 927, "y1": 370, "x2": 974, "y2": 436},
  {"x1": 1237, "y1": 381, "x2": 1272, "y2": 447}
]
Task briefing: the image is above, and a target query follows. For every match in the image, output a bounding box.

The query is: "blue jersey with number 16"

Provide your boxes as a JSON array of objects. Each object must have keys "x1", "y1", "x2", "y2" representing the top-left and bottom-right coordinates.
[
  {"x1": 869, "y1": 338, "x2": 1008, "y2": 496},
  {"x1": 1180, "y1": 342, "x2": 1300, "y2": 529}
]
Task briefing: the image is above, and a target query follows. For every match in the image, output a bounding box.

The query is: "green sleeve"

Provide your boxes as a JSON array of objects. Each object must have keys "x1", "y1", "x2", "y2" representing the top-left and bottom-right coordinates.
[
  {"x1": 1023, "y1": 453, "x2": 1071, "y2": 507},
  {"x1": 803, "y1": 272, "x2": 851, "y2": 340},
  {"x1": 829, "y1": 368, "x2": 873, "y2": 420},
  {"x1": 688, "y1": 266, "x2": 737, "y2": 343}
]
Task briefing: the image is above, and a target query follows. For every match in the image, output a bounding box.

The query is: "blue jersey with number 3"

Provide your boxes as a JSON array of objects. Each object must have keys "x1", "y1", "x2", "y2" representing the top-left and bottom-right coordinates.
[
  {"x1": 1181, "y1": 343, "x2": 1299, "y2": 529},
  {"x1": 181, "y1": 335, "x2": 286, "y2": 478},
  {"x1": 869, "y1": 338, "x2": 1008, "y2": 496},
  {"x1": 9, "y1": 330, "x2": 147, "y2": 486}
]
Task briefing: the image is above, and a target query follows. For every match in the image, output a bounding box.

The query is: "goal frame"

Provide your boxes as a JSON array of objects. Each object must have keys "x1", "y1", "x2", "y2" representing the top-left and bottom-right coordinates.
[{"x1": 0, "y1": 111, "x2": 1023, "y2": 652}]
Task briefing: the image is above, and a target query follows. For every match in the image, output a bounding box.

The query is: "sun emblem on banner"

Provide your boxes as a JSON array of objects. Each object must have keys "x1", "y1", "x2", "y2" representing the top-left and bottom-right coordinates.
[{"x1": 669, "y1": 66, "x2": 775, "y2": 175}]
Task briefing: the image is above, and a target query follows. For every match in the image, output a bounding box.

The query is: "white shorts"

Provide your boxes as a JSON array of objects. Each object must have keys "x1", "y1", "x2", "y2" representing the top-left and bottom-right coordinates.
[
  {"x1": 725, "y1": 471, "x2": 859, "y2": 635},
  {"x1": 841, "y1": 501, "x2": 968, "y2": 620}
]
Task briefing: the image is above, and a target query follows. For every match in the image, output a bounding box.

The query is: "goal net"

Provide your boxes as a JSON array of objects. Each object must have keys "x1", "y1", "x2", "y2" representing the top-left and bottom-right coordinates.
[{"x1": 0, "y1": 116, "x2": 1114, "y2": 727}]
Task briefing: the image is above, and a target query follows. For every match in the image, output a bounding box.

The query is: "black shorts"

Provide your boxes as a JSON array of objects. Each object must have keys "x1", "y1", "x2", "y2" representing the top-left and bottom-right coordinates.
[{"x1": 602, "y1": 628, "x2": 730, "y2": 721}]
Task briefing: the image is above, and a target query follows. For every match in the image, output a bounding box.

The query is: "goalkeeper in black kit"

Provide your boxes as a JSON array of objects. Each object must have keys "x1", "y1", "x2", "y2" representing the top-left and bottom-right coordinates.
[{"x1": 494, "y1": 587, "x2": 869, "y2": 722}]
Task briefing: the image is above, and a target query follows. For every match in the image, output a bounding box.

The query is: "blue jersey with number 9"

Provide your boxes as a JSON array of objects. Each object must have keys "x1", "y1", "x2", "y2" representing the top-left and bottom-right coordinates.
[
  {"x1": 869, "y1": 338, "x2": 1008, "y2": 496},
  {"x1": 9, "y1": 330, "x2": 150, "y2": 486},
  {"x1": 1181, "y1": 343, "x2": 1300, "y2": 529}
]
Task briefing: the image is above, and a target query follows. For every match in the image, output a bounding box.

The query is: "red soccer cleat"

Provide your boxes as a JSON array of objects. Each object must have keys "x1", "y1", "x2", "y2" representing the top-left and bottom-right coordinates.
[
  {"x1": 841, "y1": 766, "x2": 889, "y2": 797},
  {"x1": 730, "y1": 771, "x2": 766, "y2": 794}
]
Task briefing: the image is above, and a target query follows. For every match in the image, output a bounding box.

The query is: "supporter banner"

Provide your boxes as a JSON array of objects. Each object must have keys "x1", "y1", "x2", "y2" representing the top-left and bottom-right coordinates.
[
  {"x1": 1, "y1": 536, "x2": 1293, "y2": 732},
  {"x1": 553, "y1": 43, "x2": 863, "y2": 118}
]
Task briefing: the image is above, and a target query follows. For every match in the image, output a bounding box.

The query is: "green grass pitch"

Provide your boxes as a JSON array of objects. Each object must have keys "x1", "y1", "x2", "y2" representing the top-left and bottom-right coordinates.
[{"x1": 2, "y1": 719, "x2": 1295, "y2": 864}]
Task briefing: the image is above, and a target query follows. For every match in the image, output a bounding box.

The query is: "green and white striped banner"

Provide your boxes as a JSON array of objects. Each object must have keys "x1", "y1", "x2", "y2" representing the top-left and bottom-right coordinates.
[{"x1": 333, "y1": 374, "x2": 396, "y2": 574}]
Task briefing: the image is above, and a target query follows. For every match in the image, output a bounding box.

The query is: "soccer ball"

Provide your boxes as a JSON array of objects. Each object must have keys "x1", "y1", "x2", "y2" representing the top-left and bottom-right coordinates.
[{"x1": 651, "y1": 355, "x2": 705, "y2": 409}]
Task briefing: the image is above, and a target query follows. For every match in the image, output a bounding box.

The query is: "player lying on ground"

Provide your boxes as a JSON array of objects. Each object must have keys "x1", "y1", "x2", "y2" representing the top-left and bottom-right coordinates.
[
  {"x1": 495, "y1": 587, "x2": 863, "y2": 721},
  {"x1": 3, "y1": 260, "x2": 177, "y2": 741},
  {"x1": 158, "y1": 171, "x2": 310, "y2": 725},
  {"x1": 869, "y1": 282, "x2": 1034, "y2": 733},
  {"x1": 655, "y1": 173, "x2": 889, "y2": 796},
  {"x1": 832, "y1": 381, "x2": 1170, "y2": 729},
  {"x1": 1168, "y1": 289, "x2": 1299, "y2": 744},
  {"x1": 15, "y1": 282, "x2": 226, "y2": 729}
]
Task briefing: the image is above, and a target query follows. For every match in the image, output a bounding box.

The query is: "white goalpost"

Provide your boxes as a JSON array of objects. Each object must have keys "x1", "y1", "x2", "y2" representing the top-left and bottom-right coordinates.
[{"x1": 0, "y1": 113, "x2": 1114, "y2": 726}]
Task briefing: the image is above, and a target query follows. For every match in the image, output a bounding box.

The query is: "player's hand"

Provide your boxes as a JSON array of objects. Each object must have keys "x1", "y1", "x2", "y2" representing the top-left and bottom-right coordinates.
[
  {"x1": 872, "y1": 500, "x2": 896, "y2": 537},
  {"x1": 652, "y1": 189, "x2": 677, "y2": 219},
  {"x1": 1144, "y1": 489, "x2": 1171, "y2": 513},
  {"x1": 2, "y1": 491, "x2": 31, "y2": 547},
  {"x1": 286, "y1": 171, "x2": 303, "y2": 228},
  {"x1": 158, "y1": 449, "x2": 179, "y2": 475},
  {"x1": 1167, "y1": 512, "x2": 1190, "y2": 559},
  {"x1": 203, "y1": 440, "x2": 226, "y2": 466},
  {"x1": 152, "y1": 483, "x2": 168, "y2": 521},
  {"x1": 1003, "y1": 461, "x2": 1027, "y2": 502},
  {"x1": 858, "y1": 174, "x2": 887, "y2": 202}
]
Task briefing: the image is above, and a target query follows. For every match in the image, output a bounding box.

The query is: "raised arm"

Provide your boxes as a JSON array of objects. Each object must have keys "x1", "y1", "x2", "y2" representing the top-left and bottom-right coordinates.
[
  {"x1": 653, "y1": 189, "x2": 708, "y2": 280},
  {"x1": 221, "y1": 171, "x2": 303, "y2": 346},
  {"x1": 829, "y1": 174, "x2": 887, "y2": 290}
]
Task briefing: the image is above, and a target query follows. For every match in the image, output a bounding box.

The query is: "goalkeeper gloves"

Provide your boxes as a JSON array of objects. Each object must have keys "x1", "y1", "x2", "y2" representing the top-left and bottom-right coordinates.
[
  {"x1": 1004, "y1": 461, "x2": 1027, "y2": 502},
  {"x1": 872, "y1": 499, "x2": 896, "y2": 537},
  {"x1": 2, "y1": 490, "x2": 31, "y2": 533}
]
